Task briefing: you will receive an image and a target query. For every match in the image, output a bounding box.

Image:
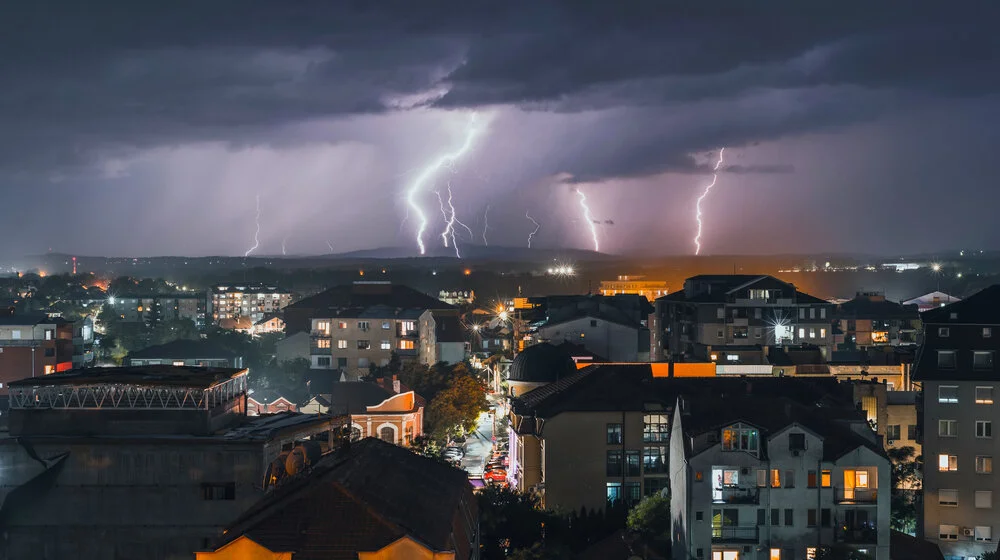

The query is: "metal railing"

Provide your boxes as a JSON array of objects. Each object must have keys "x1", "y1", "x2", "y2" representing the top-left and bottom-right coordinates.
[
  {"x1": 835, "y1": 487, "x2": 878, "y2": 504},
  {"x1": 713, "y1": 487, "x2": 760, "y2": 505},
  {"x1": 711, "y1": 526, "x2": 759, "y2": 543}
]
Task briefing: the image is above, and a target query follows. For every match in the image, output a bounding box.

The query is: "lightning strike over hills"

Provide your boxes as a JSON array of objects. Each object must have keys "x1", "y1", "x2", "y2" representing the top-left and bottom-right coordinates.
[
  {"x1": 693, "y1": 147, "x2": 726, "y2": 256},
  {"x1": 244, "y1": 194, "x2": 261, "y2": 257},
  {"x1": 437, "y1": 182, "x2": 474, "y2": 258},
  {"x1": 281, "y1": 235, "x2": 287, "y2": 256},
  {"x1": 482, "y1": 203, "x2": 490, "y2": 247},
  {"x1": 405, "y1": 112, "x2": 486, "y2": 255},
  {"x1": 574, "y1": 188, "x2": 599, "y2": 252},
  {"x1": 525, "y1": 211, "x2": 541, "y2": 248}
]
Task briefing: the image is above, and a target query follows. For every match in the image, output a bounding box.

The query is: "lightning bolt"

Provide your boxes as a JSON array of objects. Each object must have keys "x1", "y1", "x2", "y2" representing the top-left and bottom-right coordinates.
[
  {"x1": 525, "y1": 211, "x2": 541, "y2": 249},
  {"x1": 436, "y1": 182, "x2": 474, "y2": 258},
  {"x1": 574, "y1": 188, "x2": 599, "y2": 253},
  {"x1": 281, "y1": 235, "x2": 288, "y2": 256},
  {"x1": 326, "y1": 240, "x2": 334, "y2": 253},
  {"x1": 482, "y1": 204, "x2": 490, "y2": 247},
  {"x1": 694, "y1": 147, "x2": 726, "y2": 256},
  {"x1": 244, "y1": 194, "x2": 261, "y2": 257},
  {"x1": 405, "y1": 112, "x2": 486, "y2": 255}
]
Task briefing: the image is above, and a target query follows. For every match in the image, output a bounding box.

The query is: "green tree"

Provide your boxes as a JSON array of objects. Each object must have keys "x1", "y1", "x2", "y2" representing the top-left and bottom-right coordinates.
[
  {"x1": 978, "y1": 552, "x2": 999, "y2": 560},
  {"x1": 425, "y1": 372, "x2": 488, "y2": 441},
  {"x1": 479, "y1": 486, "x2": 550, "y2": 560},
  {"x1": 626, "y1": 493, "x2": 670, "y2": 539},
  {"x1": 888, "y1": 446, "x2": 922, "y2": 535},
  {"x1": 151, "y1": 318, "x2": 199, "y2": 346}
]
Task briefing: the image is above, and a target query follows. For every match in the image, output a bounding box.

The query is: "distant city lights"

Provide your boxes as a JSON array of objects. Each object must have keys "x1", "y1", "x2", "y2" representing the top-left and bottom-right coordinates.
[{"x1": 547, "y1": 265, "x2": 575, "y2": 276}]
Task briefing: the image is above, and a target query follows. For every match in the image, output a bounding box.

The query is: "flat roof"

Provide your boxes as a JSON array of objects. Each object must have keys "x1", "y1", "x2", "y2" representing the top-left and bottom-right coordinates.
[{"x1": 8, "y1": 364, "x2": 247, "y2": 389}]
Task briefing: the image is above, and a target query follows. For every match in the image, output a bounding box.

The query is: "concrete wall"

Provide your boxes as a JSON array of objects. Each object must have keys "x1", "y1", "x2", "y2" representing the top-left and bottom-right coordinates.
[
  {"x1": 310, "y1": 317, "x2": 418, "y2": 377},
  {"x1": 538, "y1": 317, "x2": 646, "y2": 362}
]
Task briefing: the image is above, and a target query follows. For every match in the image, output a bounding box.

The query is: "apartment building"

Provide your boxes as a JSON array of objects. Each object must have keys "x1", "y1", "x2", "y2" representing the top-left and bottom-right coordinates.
[
  {"x1": 916, "y1": 284, "x2": 1000, "y2": 559},
  {"x1": 419, "y1": 311, "x2": 469, "y2": 366},
  {"x1": 654, "y1": 275, "x2": 834, "y2": 362},
  {"x1": 669, "y1": 396, "x2": 891, "y2": 560},
  {"x1": 108, "y1": 293, "x2": 207, "y2": 328},
  {"x1": 507, "y1": 364, "x2": 861, "y2": 514},
  {"x1": 0, "y1": 314, "x2": 76, "y2": 393},
  {"x1": 209, "y1": 284, "x2": 292, "y2": 327},
  {"x1": 309, "y1": 306, "x2": 423, "y2": 377},
  {"x1": 599, "y1": 275, "x2": 669, "y2": 302},
  {"x1": 833, "y1": 292, "x2": 921, "y2": 349}
]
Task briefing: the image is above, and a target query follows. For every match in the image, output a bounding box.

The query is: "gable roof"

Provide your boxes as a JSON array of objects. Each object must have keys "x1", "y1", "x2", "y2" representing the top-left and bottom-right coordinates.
[
  {"x1": 286, "y1": 283, "x2": 454, "y2": 314},
  {"x1": 213, "y1": 438, "x2": 473, "y2": 559},
  {"x1": 921, "y1": 284, "x2": 1000, "y2": 324},
  {"x1": 326, "y1": 382, "x2": 395, "y2": 415}
]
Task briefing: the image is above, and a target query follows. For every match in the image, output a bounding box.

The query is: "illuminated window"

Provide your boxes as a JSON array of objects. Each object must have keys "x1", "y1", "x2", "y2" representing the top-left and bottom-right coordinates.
[
  {"x1": 315, "y1": 321, "x2": 331, "y2": 334},
  {"x1": 770, "y1": 549, "x2": 781, "y2": 560},
  {"x1": 338, "y1": 321, "x2": 347, "y2": 329},
  {"x1": 770, "y1": 469, "x2": 781, "y2": 488},
  {"x1": 977, "y1": 386, "x2": 995, "y2": 404},
  {"x1": 820, "y1": 328, "x2": 826, "y2": 338},
  {"x1": 337, "y1": 340, "x2": 347, "y2": 349},
  {"x1": 317, "y1": 339, "x2": 331, "y2": 349},
  {"x1": 938, "y1": 385, "x2": 959, "y2": 403},
  {"x1": 807, "y1": 548, "x2": 817, "y2": 560},
  {"x1": 798, "y1": 328, "x2": 805, "y2": 339},
  {"x1": 382, "y1": 321, "x2": 391, "y2": 330},
  {"x1": 939, "y1": 454, "x2": 958, "y2": 472},
  {"x1": 44, "y1": 365, "x2": 55, "y2": 374},
  {"x1": 644, "y1": 414, "x2": 670, "y2": 443},
  {"x1": 380, "y1": 340, "x2": 391, "y2": 350},
  {"x1": 398, "y1": 340, "x2": 415, "y2": 350},
  {"x1": 976, "y1": 456, "x2": 992, "y2": 474},
  {"x1": 401, "y1": 320, "x2": 416, "y2": 333},
  {"x1": 172, "y1": 361, "x2": 184, "y2": 366},
  {"x1": 720, "y1": 423, "x2": 758, "y2": 452},
  {"x1": 821, "y1": 470, "x2": 831, "y2": 487}
]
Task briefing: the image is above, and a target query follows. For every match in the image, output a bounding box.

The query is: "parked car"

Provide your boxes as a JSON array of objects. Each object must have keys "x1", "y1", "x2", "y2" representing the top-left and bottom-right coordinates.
[
  {"x1": 443, "y1": 447, "x2": 465, "y2": 460},
  {"x1": 483, "y1": 468, "x2": 507, "y2": 483}
]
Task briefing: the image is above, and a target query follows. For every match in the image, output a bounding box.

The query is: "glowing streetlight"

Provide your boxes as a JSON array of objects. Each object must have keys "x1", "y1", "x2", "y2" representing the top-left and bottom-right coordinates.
[{"x1": 931, "y1": 263, "x2": 942, "y2": 273}]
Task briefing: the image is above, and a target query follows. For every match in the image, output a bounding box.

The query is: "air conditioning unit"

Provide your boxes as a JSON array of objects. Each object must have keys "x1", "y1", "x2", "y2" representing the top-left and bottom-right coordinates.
[{"x1": 963, "y1": 528, "x2": 975, "y2": 537}]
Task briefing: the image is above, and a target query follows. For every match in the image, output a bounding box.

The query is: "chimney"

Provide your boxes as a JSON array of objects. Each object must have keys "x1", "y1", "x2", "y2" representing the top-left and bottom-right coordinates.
[{"x1": 392, "y1": 375, "x2": 400, "y2": 394}]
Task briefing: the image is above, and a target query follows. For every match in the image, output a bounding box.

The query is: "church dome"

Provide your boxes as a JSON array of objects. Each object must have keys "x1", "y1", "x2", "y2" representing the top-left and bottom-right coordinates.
[{"x1": 508, "y1": 343, "x2": 576, "y2": 384}]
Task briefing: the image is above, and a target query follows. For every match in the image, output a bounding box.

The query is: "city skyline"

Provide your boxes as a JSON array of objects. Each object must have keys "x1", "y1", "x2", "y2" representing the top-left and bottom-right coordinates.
[{"x1": 2, "y1": 2, "x2": 999, "y2": 257}]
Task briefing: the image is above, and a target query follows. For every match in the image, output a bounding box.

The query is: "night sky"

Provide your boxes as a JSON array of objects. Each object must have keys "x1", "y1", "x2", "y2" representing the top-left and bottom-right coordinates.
[{"x1": 2, "y1": 1, "x2": 999, "y2": 258}]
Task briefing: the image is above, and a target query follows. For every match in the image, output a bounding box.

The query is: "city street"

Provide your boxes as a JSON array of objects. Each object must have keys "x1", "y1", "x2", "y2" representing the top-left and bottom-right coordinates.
[{"x1": 459, "y1": 410, "x2": 495, "y2": 478}]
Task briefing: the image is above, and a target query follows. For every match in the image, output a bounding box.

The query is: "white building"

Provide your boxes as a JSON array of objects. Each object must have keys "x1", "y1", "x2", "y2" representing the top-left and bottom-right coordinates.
[
  {"x1": 419, "y1": 311, "x2": 469, "y2": 365},
  {"x1": 669, "y1": 396, "x2": 891, "y2": 560},
  {"x1": 902, "y1": 291, "x2": 962, "y2": 313},
  {"x1": 536, "y1": 312, "x2": 649, "y2": 362}
]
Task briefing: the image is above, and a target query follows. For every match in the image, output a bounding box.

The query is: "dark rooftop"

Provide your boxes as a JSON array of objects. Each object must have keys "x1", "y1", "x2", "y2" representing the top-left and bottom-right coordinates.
[
  {"x1": 128, "y1": 339, "x2": 237, "y2": 360},
  {"x1": 508, "y1": 342, "x2": 577, "y2": 384},
  {"x1": 921, "y1": 284, "x2": 1000, "y2": 324},
  {"x1": 0, "y1": 314, "x2": 71, "y2": 326},
  {"x1": 326, "y1": 382, "x2": 396, "y2": 415},
  {"x1": 434, "y1": 314, "x2": 465, "y2": 343},
  {"x1": 286, "y1": 282, "x2": 454, "y2": 314},
  {"x1": 8, "y1": 364, "x2": 245, "y2": 389},
  {"x1": 658, "y1": 275, "x2": 828, "y2": 305},
  {"x1": 836, "y1": 294, "x2": 919, "y2": 320},
  {"x1": 213, "y1": 437, "x2": 474, "y2": 559}
]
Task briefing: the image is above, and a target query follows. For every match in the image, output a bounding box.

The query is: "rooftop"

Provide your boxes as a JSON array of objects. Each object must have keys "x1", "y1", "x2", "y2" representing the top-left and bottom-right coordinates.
[
  {"x1": 212, "y1": 437, "x2": 473, "y2": 559},
  {"x1": 128, "y1": 339, "x2": 237, "y2": 360},
  {"x1": 287, "y1": 283, "x2": 454, "y2": 314},
  {"x1": 8, "y1": 364, "x2": 245, "y2": 389},
  {"x1": 921, "y1": 284, "x2": 1000, "y2": 324},
  {"x1": 0, "y1": 314, "x2": 72, "y2": 326}
]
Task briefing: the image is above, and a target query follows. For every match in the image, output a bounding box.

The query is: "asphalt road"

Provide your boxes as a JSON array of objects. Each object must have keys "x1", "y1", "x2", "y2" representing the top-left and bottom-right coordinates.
[{"x1": 459, "y1": 410, "x2": 495, "y2": 478}]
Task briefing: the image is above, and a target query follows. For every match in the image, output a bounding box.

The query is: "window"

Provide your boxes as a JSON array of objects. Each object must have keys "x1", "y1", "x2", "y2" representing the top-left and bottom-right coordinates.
[
  {"x1": 357, "y1": 321, "x2": 370, "y2": 331},
  {"x1": 754, "y1": 308, "x2": 762, "y2": 319},
  {"x1": 939, "y1": 524, "x2": 959, "y2": 540},
  {"x1": 789, "y1": 433, "x2": 806, "y2": 450},
  {"x1": 770, "y1": 550, "x2": 781, "y2": 560},
  {"x1": 799, "y1": 308, "x2": 806, "y2": 319},
  {"x1": 821, "y1": 508, "x2": 831, "y2": 527},
  {"x1": 643, "y1": 414, "x2": 669, "y2": 443},
  {"x1": 338, "y1": 321, "x2": 347, "y2": 329},
  {"x1": 757, "y1": 469, "x2": 767, "y2": 487},
  {"x1": 798, "y1": 328, "x2": 805, "y2": 339},
  {"x1": 606, "y1": 483, "x2": 622, "y2": 507},
  {"x1": 807, "y1": 509, "x2": 817, "y2": 527},
  {"x1": 716, "y1": 329, "x2": 724, "y2": 339},
  {"x1": 975, "y1": 352, "x2": 995, "y2": 370},
  {"x1": 625, "y1": 451, "x2": 640, "y2": 477},
  {"x1": 606, "y1": 451, "x2": 622, "y2": 476},
  {"x1": 720, "y1": 423, "x2": 758, "y2": 452},
  {"x1": 642, "y1": 446, "x2": 667, "y2": 474},
  {"x1": 770, "y1": 508, "x2": 779, "y2": 526},
  {"x1": 717, "y1": 307, "x2": 725, "y2": 319},
  {"x1": 938, "y1": 351, "x2": 957, "y2": 369},
  {"x1": 976, "y1": 526, "x2": 993, "y2": 542},
  {"x1": 939, "y1": 489, "x2": 958, "y2": 506},
  {"x1": 317, "y1": 338, "x2": 331, "y2": 349},
  {"x1": 939, "y1": 419, "x2": 957, "y2": 437},
  {"x1": 907, "y1": 425, "x2": 918, "y2": 440},
  {"x1": 358, "y1": 357, "x2": 369, "y2": 368},
  {"x1": 754, "y1": 327, "x2": 762, "y2": 339},
  {"x1": 381, "y1": 321, "x2": 391, "y2": 330},
  {"x1": 985, "y1": 327, "x2": 993, "y2": 338},
  {"x1": 820, "y1": 328, "x2": 827, "y2": 338},
  {"x1": 337, "y1": 339, "x2": 347, "y2": 349},
  {"x1": 784, "y1": 508, "x2": 793, "y2": 526},
  {"x1": 821, "y1": 470, "x2": 831, "y2": 487},
  {"x1": 316, "y1": 357, "x2": 331, "y2": 367},
  {"x1": 938, "y1": 385, "x2": 959, "y2": 403},
  {"x1": 809, "y1": 308, "x2": 816, "y2": 319},
  {"x1": 977, "y1": 456, "x2": 993, "y2": 474},
  {"x1": 380, "y1": 426, "x2": 395, "y2": 443},
  {"x1": 607, "y1": 423, "x2": 623, "y2": 444},
  {"x1": 807, "y1": 470, "x2": 817, "y2": 488},
  {"x1": 979, "y1": 420, "x2": 993, "y2": 438},
  {"x1": 809, "y1": 328, "x2": 816, "y2": 339},
  {"x1": 939, "y1": 454, "x2": 958, "y2": 472},
  {"x1": 337, "y1": 357, "x2": 347, "y2": 368},
  {"x1": 770, "y1": 469, "x2": 781, "y2": 488},
  {"x1": 202, "y1": 482, "x2": 235, "y2": 500},
  {"x1": 887, "y1": 425, "x2": 901, "y2": 441},
  {"x1": 44, "y1": 348, "x2": 55, "y2": 357},
  {"x1": 357, "y1": 340, "x2": 370, "y2": 350},
  {"x1": 977, "y1": 386, "x2": 995, "y2": 404},
  {"x1": 315, "y1": 320, "x2": 331, "y2": 334},
  {"x1": 380, "y1": 340, "x2": 391, "y2": 350},
  {"x1": 784, "y1": 470, "x2": 794, "y2": 488},
  {"x1": 757, "y1": 509, "x2": 766, "y2": 525},
  {"x1": 938, "y1": 327, "x2": 950, "y2": 337},
  {"x1": 398, "y1": 340, "x2": 415, "y2": 350},
  {"x1": 10, "y1": 329, "x2": 20, "y2": 340},
  {"x1": 820, "y1": 308, "x2": 826, "y2": 319},
  {"x1": 976, "y1": 490, "x2": 993, "y2": 508},
  {"x1": 644, "y1": 477, "x2": 668, "y2": 497}
]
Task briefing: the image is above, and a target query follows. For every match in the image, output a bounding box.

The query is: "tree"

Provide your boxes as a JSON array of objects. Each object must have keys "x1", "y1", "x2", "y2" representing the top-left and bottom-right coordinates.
[
  {"x1": 425, "y1": 372, "x2": 488, "y2": 442},
  {"x1": 815, "y1": 545, "x2": 873, "y2": 560},
  {"x1": 626, "y1": 493, "x2": 670, "y2": 539},
  {"x1": 150, "y1": 318, "x2": 199, "y2": 346},
  {"x1": 978, "y1": 552, "x2": 999, "y2": 560},
  {"x1": 888, "y1": 446, "x2": 922, "y2": 535}
]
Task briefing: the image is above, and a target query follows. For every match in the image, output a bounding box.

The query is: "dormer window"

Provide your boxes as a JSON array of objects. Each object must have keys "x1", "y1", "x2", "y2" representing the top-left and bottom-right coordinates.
[{"x1": 721, "y1": 423, "x2": 759, "y2": 454}]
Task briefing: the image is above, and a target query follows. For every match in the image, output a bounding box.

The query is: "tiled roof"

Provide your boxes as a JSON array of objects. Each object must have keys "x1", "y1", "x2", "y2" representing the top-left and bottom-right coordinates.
[{"x1": 213, "y1": 438, "x2": 474, "y2": 559}]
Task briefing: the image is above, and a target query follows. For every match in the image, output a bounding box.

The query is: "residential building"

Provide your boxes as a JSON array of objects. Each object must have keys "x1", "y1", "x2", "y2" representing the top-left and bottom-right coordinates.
[
  {"x1": 669, "y1": 395, "x2": 891, "y2": 560},
  {"x1": 196, "y1": 438, "x2": 479, "y2": 560},
  {"x1": 1, "y1": 365, "x2": 342, "y2": 559},
  {"x1": 833, "y1": 292, "x2": 921, "y2": 349},
  {"x1": 305, "y1": 378, "x2": 425, "y2": 446},
  {"x1": 275, "y1": 331, "x2": 310, "y2": 364},
  {"x1": 903, "y1": 291, "x2": 962, "y2": 313},
  {"x1": 249, "y1": 313, "x2": 284, "y2": 336},
  {"x1": 653, "y1": 275, "x2": 834, "y2": 362},
  {"x1": 283, "y1": 281, "x2": 454, "y2": 335},
  {"x1": 599, "y1": 274, "x2": 669, "y2": 301},
  {"x1": 419, "y1": 310, "x2": 469, "y2": 365},
  {"x1": 0, "y1": 314, "x2": 76, "y2": 393},
  {"x1": 247, "y1": 389, "x2": 298, "y2": 415},
  {"x1": 439, "y1": 289, "x2": 475, "y2": 306},
  {"x1": 108, "y1": 293, "x2": 207, "y2": 328},
  {"x1": 530, "y1": 294, "x2": 653, "y2": 362},
  {"x1": 71, "y1": 315, "x2": 95, "y2": 368},
  {"x1": 507, "y1": 364, "x2": 865, "y2": 514},
  {"x1": 209, "y1": 284, "x2": 292, "y2": 327},
  {"x1": 915, "y1": 284, "x2": 1000, "y2": 559},
  {"x1": 126, "y1": 339, "x2": 244, "y2": 368}
]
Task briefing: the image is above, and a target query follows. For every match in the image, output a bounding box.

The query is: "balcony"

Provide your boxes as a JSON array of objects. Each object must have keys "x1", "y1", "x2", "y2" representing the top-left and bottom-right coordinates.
[
  {"x1": 836, "y1": 526, "x2": 878, "y2": 544},
  {"x1": 0, "y1": 339, "x2": 44, "y2": 347},
  {"x1": 713, "y1": 487, "x2": 760, "y2": 505},
  {"x1": 711, "y1": 526, "x2": 759, "y2": 543},
  {"x1": 835, "y1": 487, "x2": 878, "y2": 504}
]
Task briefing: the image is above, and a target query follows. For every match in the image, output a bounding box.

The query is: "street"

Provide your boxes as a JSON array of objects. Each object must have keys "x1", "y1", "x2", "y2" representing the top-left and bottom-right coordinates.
[{"x1": 459, "y1": 409, "x2": 495, "y2": 478}]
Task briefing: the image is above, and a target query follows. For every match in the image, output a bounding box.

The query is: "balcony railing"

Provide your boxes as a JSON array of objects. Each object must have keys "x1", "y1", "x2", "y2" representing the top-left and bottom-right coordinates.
[
  {"x1": 713, "y1": 487, "x2": 760, "y2": 505},
  {"x1": 0, "y1": 339, "x2": 45, "y2": 347},
  {"x1": 835, "y1": 487, "x2": 878, "y2": 504},
  {"x1": 836, "y1": 526, "x2": 878, "y2": 544},
  {"x1": 711, "y1": 526, "x2": 759, "y2": 543}
]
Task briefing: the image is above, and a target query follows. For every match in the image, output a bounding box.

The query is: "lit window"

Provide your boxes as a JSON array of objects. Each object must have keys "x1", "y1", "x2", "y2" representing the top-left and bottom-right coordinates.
[
  {"x1": 809, "y1": 328, "x2": 816, "y2": 339},
  {"x1": 380, "y1": 340, "x2": 391, "y2": 350},
  {"x1": 976, "y1": 490, "x2": 993, "y2": 509},
  {"x1": 976, "y1": 456, "x2": 993, "y2": 474},
  {"x1": 977, "y1": 386, "x2": 995, "y2": 404},
  {"x1": 821, "y1": 470, "x2": 831, "y2": 487},
  {"x1": 315, "y1": 321, "x2": 331, "y2": 334},
  {"x1": 770, "y1": 469, "x2": 781, "y2": 488},
  {"x1": 938, "y1": 385, "x2": 959, "y2": 403},
  {"x1": 820, "y1": 328, "x2": 826, "y2": 338},
  {"x1": 398, "y1": 340, "x2": 415, "y2": 350},
  {"x1": 939, "y1": 489, "x2": 958, "y2": 506},
  {"x1": 644, "y1": 414, "x2": 670, "y2": 443},
  {"x1": 317, "y1": 339, "x2": 331, "y2": 349},
  {"x1": 338, "y1": 321, "x2": 347, "y2": 329},
  {"x1": 172, "y1": 361, "x2": 184, "y2": 366},
  {"x1": 382, "y1": 321, "x2": 391, "y2": 330},
  {"x1": 807, "y1": 548, "x2": 817, "y2": 560},
  {"x1": 939, "y1": 454, "x2": 958, "y2": 472},
  {"x1": 770, "y1": 549, "x2": 781, "y2": 560},
  {"x1": 798, "y1": 328, "x2": 805, "y2": 339},
  {"x1": 337, "y1": 340, "x2": 347, "y2": 349},
  {"x1": 720, "y1": 423, "x2": 758, "y2": 452}
]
